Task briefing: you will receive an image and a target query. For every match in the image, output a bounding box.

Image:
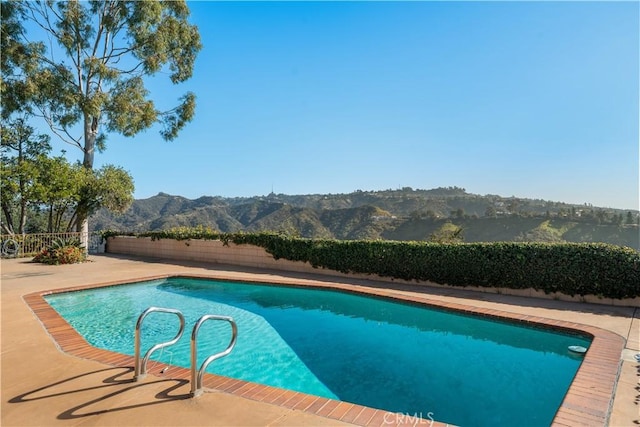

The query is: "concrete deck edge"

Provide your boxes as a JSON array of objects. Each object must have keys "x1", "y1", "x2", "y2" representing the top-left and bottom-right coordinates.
[{"x1": 23, "y1": 273, "x2": 627, "y2": 427}]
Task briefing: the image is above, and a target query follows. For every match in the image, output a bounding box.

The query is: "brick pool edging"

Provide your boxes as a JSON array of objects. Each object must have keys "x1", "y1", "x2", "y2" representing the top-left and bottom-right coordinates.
[{"x1": 23, "y1": 273, "x2": 626, "y2": 427}]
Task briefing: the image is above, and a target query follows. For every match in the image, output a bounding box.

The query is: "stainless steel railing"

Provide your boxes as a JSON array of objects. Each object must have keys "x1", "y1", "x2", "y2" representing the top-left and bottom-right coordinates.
[
  {"x1": 134, "y1": 307, "x2": 186, "y2": 381},
  {"x1": 133, "y1": 307, "x2": 238, "y2": 398},
  {"x1": 190, "y1": 315, "x2": 238, "y2": 397}
]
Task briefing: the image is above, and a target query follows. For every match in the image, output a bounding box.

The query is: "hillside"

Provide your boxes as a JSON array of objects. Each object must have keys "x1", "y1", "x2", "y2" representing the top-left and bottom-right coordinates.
[{"x1": 90, "y1": 187, "x2": 640, "y2": 249}]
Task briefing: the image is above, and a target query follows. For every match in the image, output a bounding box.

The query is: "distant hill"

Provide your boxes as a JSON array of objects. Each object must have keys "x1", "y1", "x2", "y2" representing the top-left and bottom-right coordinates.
[{"x1": 90, "y1": 187, "x2": 640, "y2": 249}]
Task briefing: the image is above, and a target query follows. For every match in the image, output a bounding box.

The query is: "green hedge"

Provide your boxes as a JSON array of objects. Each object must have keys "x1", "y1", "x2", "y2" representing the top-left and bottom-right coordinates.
[{"x1": 103, "y1": 228, "x2": 640, "y2": 299}]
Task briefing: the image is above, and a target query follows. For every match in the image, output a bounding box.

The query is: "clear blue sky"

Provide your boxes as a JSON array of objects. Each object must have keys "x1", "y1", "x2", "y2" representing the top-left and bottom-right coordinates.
[{"x1": 54, "y1": 1, "x2": 640, "y2": 209}]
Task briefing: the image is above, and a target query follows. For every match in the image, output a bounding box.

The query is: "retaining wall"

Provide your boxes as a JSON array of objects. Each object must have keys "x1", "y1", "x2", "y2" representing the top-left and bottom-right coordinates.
[
  {"x1": 106, "y1": 236, "x2": 640, "y2": 307},
  {"x1": 107, "y1": 236, "x2": 315, "y2": 273}
]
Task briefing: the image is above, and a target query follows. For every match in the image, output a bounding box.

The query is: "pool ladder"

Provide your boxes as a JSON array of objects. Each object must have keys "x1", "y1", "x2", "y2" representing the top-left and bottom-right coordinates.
[{"x1": 133, "y1": 306, "x2": 237, "y2": 397}]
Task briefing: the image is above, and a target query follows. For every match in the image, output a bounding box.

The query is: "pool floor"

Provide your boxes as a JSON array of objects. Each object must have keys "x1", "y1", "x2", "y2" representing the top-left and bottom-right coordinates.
[{"x1": 23, "y1": 271, "x2": 627, "y2": 426}]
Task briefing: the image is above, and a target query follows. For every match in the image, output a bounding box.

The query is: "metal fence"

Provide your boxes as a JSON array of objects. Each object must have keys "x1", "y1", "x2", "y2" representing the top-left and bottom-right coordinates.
[{"x1": 0, "y1": 232, "x2": 105, "y2": 258}]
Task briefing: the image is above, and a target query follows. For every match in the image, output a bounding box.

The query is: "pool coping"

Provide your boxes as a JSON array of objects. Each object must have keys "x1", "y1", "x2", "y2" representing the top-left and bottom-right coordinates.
[{"x1": 23, "y1": 273, "x2": 626, "y2": 427}]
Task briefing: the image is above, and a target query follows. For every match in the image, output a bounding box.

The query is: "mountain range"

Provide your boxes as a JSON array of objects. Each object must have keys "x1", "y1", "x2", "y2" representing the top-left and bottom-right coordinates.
[{"x1": 90, "y1": 187, "x2": 640, "y2": 249}]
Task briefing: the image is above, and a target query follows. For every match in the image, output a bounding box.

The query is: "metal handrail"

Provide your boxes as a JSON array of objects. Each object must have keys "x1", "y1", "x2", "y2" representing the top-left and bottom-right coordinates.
[
  {"x1": 190, "y1": 314, "x2": 238, "y2": 397},
  {"x1": 134, "y1": 307, "x2": 185, "y2": 381}
]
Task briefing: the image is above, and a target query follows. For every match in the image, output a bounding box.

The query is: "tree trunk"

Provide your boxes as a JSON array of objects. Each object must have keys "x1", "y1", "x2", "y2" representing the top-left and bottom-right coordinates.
[
  {"x1": 17, "y1": 139, "x2": 26, "y2": 234},
  {"x1": 1, "y1": 202, "x2": 15, "y2": 234},
  {"x1": 80, "y1": 219, "x2": 89, "y2": 251},
  {"x1": 73, "y1": 202, "x2": 89, "y2": 250},
  {"x1": 82, "y1": 115, "x2": 97, "y2": 169},
  {"x1": 18, "y1": 197, "x2": 27, "y2": 234},
  {"x1": 47, "y1": 203, "x2": 54, "y2": 233},
  {"x1": 78, "y1": 114, "x2": 99, "y2": 253},
  {"x1": 1, "y1": 222, "x2": 13, "y2": 235},
  {"x1": 74, "y1": 208, "x2": 86, "y2": 232}
]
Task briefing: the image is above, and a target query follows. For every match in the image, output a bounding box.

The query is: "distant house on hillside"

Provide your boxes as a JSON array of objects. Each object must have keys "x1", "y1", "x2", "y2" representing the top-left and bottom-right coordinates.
[{"x1": 371, "y1": 215, "x2": 396, "y2": 221}]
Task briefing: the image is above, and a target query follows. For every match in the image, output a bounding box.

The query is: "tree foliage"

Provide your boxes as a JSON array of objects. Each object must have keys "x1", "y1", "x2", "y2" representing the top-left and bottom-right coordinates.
[
  {"x1": 21, "y1": 0, "x2": 202, "y2": 155},
  {"x1": 0, "y1": 118, "x2": 51, "y2": 233},
  {"x1": 72, "y1": 164, "x2": 135, "y2": 230},
  {"x1": 36, "y1": 155, "x2": 83, "y2": 232},
  {"x1": 35, "y1": 160, "x2": 134, "y2": 233},
  {"x1": 0, "y1": 0, "x2": 45, "y2": 118},
  {"x1": 1, "y1": 130, "x2": 134, "y2": 233},
  {"x1": 5, "y1": 0, "x2": 201, "y2": 231}
]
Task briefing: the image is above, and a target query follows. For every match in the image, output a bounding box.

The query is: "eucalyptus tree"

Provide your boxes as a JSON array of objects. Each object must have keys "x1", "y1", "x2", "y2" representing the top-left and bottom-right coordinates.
[{"x1": 14, "y1": 0, "x2": 202, "y2": 232}]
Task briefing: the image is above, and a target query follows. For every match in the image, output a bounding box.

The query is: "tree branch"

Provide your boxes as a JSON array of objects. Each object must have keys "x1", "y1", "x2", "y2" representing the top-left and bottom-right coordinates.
[{"x1": 36, "y1": 108, "x2": 83, "y2": 152}]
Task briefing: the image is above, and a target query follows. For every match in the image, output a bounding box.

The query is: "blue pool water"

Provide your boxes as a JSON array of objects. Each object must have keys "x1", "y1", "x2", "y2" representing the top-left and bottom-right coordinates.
[{"x1": 45, "y1": 277, "x2": 590, "y2": 426}]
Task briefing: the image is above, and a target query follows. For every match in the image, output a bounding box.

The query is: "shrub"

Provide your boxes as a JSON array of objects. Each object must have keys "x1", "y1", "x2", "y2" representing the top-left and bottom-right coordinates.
[
  {"x1": 49, "y1": 236, "x2": 82, "y2": 250},
  {"x1": 33, "y1": 238, "x2": 87, "y2": 265}
]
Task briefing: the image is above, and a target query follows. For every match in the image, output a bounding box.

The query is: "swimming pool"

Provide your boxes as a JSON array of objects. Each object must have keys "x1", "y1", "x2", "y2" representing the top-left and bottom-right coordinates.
[{"x1": 45, "y1": 277, "x2": 591, "y2": 427}]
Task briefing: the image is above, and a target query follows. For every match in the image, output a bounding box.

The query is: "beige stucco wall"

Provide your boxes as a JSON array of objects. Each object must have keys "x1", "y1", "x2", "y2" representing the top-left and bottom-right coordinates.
[
  {"x1": 107, "y1": 236, "x2": 332, "y2": 275},
  {"x1": 106, "y1": 236, "x2": 640, "y2": 307}
]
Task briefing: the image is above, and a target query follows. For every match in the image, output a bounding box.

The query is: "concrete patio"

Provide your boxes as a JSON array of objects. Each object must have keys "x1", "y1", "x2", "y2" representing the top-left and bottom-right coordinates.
[{"x1": 1, "y1": 254, "x2": 638, "y2": 426}]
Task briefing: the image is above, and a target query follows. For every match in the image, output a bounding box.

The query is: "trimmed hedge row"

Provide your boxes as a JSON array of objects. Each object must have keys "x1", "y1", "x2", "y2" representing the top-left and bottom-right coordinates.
[{"x1": 104, "y1": 229, "x2": 640, "y2": 299}]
